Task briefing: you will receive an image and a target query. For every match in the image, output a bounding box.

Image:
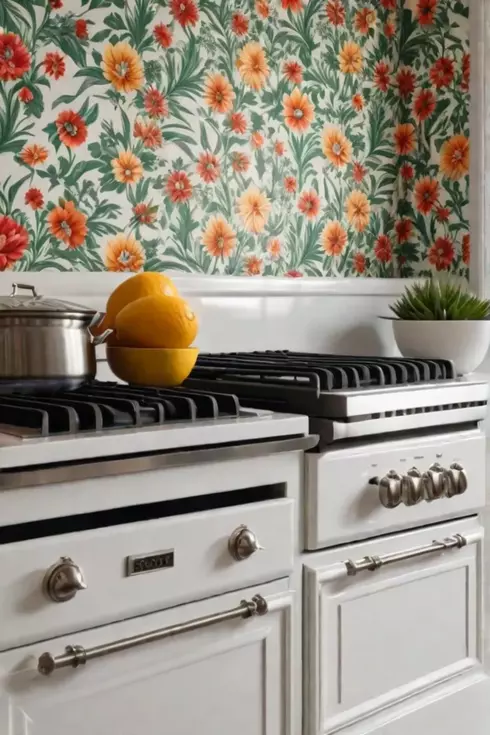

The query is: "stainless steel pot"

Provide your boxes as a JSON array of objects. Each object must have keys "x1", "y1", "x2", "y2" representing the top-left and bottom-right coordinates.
[{"x1": 0, "y1": 283, "x2": 111, "y2": 391}]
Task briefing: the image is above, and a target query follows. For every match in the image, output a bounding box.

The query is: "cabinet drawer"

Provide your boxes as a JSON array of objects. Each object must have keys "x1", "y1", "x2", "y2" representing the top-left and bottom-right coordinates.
[
  {"x1": 0, "y1": 498, "x2": 293, "y2": 651},
  {"x1": 303, "y1": 516, "x2": 485, "y2": 735}
]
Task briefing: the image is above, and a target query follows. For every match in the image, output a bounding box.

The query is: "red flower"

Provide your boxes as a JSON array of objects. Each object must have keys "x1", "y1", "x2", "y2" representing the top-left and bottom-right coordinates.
[
  {"x1": 416, "y1": 0, "x2": 437, "y2": 25},
  {"x1": 428, "y1": 236, "x2": 454, "y2": 270},
  {"x1": 49, "y1": 0, "x2": 63, "y2": 8},
  {"x1": 394, "y1": 123, "x2": 415, "y2": 155},
  {"x1": 325, "y1": 0, "x2": 345, "y2": 26},
  {"x1": 56, "y1": 110, "x2": 88, "y2": 148},
  {"x1": 285, "y1": 270, "x2": 303, "y2": 278},
  {"x1": 171, "y1": 0, "x2": 199, "y2": 26},
  {"x1": 274, "y1": 141, "x2": 286, "y2": 156},
  {"x1": 166, "y1": 171, "x2": 193, "y2": 203},
  {"x1": 461, "y1": 53, "x2": 470, "y2": 92},
  {"x1": 43, "y1": 52, "x2": 65, "y2": 80},
  {"x1": 413, "y1": 89, "x2": 436, "y2": 122},
  {"x1": 384, "y1": 20, "x2": 396, "y2": 37},
  {"x1": 75, "y1": 19, "x2": 89, "y2": 39},
  {"x1": 283, "y1": 60, "x2": 303, "y2": 84},
  {"x1": 133, "y1": 203, "x2": 157, "y2": 225},
  {"x1": 197, "y1": 152, "x2": 221, "y2": 183},
  {"x1": 429, "y1": 57, "x2": 454, "y2": 88},
  {"x1": 231, "y1": 152, "x2": 250, "y2": 173},
  {"x1": 462, "y1": 234, "x2": 470, "y2": 265},
  {"x1": 284, "y1": 176, "x2": 297, "y2": 193},
  {"x1": 0, "y1": 215, "x2": 29, "y2": 269},
  {"x1": 48, "y1": 200, "x2": 87, "y2": 249},
  {"x1": 400, "y1": 163, "x2": 414, "y2": 180},
  {"x1": 154, "y1": 23, "x2": 172, "y2": 48},
  {"x1": 395, "y1": 218, "x2": 413, "y2": 244},
  {"x1": 352, "y1": 93, "x2": 364, "y2": 111},
  {"x1": 0, "y1": 32, "x2": 31, "y2": 82},
  {"x1": 374, "y1": 234, "x2": 392, "y2": 263},
  {"x1": 380, "y1": 0, "x2": 396, "y2": 7},
  {"x1": 232, "y1": 12, "x2": 249, "y2": 35},
  {"x1": 282, "y1": 0, "x2": 303, "y2": 11},
  {"x1": 297, "y1": 190, "x2": 320, "y2": 219},
  {"x1": 18, "y1": 87, "x2": 33, "y2": 103},
  {"x1": 374, "y1": 61, "x2": 390, "y2": 92},
  {"x1": 414, "y1": 176, "x2": 439, "y2": 215},
  {"x1": 435, "y1": 206, "x2": 450, "y2": 222},
  {"x1": 353, "y1": 251, "x2": 366, "y2": 274},
  {"x1": 133, "y1": 119, "x2": 162, "y2": 149},
  {"x1": 355, "y1": 8, "x2": 376, "y2": 34},
  {"x1": 24, "y1": 188, "x2": 44, "y2": 210},
  {"x1": 251, "y1": 131, "x2": 264, "y2": 149},
  {"x1": 352, "y1": 161, "x2": 366, "y2": 183},
  {"x1": 396, "y1": 67, "x2": 416, "y2": 98},
  {"x1": 229, "y1": 112, "x2": 247, "y2": 134},
  {"x1": 144, "y1": 87, "x2": 168, "y2": 118}
]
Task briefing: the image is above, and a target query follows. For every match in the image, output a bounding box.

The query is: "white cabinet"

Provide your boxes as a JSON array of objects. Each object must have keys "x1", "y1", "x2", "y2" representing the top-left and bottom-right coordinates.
[
  {"x1": 0, "y1": 582, "x2": 293, "y2": 735},
  {"x1": 303, "y1": 517, "x2": 489, "y2": 735}
]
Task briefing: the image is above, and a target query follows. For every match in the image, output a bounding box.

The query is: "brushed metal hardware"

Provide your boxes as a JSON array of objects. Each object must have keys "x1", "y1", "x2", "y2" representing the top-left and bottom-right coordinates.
[
  {"x1": 38, "y1": 594, "x2": 268, "y2": 676},
  {"x1": 422, "y1": 463, "x2": 446, "y2": 502},
  {"x1": 401, "y1": 467, "x2": 424, "y2": 506},
  {"x1": 446, "y1": 462, "x2": 468, "y2": 498},
  {"x1": 43, "y1": 557, "x2": 87, "y2": 603},
  {"x1": 378, "y1": 470, "x2": 403, "y2": 508},
  {"x1": 126, "y1": 549, "x2": 174, "y2": 576},
  {"x1": 11, "y1": 283, "x2": 38, "y2": 297},
  {"x1": 228, "y1": 525, "x2": 264, "y2": 561},
  {"x1": 345, "y1": 533, "x2": 467, "y2": 577}
]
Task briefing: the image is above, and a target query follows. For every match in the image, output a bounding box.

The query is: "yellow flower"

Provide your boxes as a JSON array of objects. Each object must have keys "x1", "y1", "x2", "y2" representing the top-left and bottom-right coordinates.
[
  {"x1": 105, "y1": 233, "x2": 145, "y2": 272},
  {"x1": 102, "y1": 42, "x2": 144, "y2": 93},
  {"x1": 322, "y1": 127, "x2": 352, "y2": 167},
  {"x1": 112, "y1": 150, "x2": 143, "y2": 185},
  {"x1": 236, "y1": 42, "x2": 269, "y2": 90},
  {"x1": 339, "y1": 41, "x2": 363, "y2": 74},
  {"x1": 237, "y1": 187, "x2": 271, "y2": 233}
]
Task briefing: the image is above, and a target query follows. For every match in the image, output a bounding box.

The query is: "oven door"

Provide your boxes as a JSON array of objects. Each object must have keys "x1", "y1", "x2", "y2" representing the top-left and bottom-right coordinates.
[{"x1": 0, "y1": 581, "x2": 293, "y2": 735}]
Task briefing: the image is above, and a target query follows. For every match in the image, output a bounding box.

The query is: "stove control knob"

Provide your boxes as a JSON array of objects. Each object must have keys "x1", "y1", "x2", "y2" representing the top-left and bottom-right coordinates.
[
  {"x1": 446, "y1": 462, "x2": 468, "y2": 497},
  {"x1": 43, "y1": 557, "x2": 87, "y2": 603},
  {"x1": 378, "y1": 470, "x2": 403, "y2": 509},
  {"x1": 228, "y1": 525, "x2": 264, "y2": 561},
  {"x1": 423, "y1": 463, "x2": 446, "y2": 501},
  {"x1": 401, "y1": 468, "x2": 424, "y2": 506}
]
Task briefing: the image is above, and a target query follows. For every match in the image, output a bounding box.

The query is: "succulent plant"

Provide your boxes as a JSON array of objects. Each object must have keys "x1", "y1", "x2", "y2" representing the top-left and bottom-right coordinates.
[{"x1": 390, "y1": 280, "x2": 490, "y2": 321}]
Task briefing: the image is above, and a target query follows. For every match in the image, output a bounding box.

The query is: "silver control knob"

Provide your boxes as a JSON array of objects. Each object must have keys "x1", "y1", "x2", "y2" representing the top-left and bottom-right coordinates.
[
  {"x1": 401, "y1": 468, "x2": 424, "y2": 506},
  {"x1": 422, "y1": 463, "x2": 446, "y2": 501},
  {"x1": 43, "y1": 557, "x2": 87, "y2": 603},
  {"x1": 446, "y1": 462, "x2": 468, "y2": 497},
  {"x1": 378, "y1": 470, "x2": 403, "y2": 508},
  {"x1": 228, "y1": 525, "x2": 263, "y2": 561}
]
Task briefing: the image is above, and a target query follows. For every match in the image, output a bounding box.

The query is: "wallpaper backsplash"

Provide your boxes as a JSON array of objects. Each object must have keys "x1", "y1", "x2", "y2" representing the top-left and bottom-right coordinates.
[{"x1": 0, "y1": 0, "x2": 470, "y2": 277}]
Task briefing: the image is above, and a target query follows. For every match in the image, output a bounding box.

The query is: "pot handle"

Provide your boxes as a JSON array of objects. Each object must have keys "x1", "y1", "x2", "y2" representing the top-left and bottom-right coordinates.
[
  {"x1": 87, "y1": 312, "x2": 113, "y2": 346},
  {"x1": 11, "y1": 283, "x2": 39, "y2": 297}
]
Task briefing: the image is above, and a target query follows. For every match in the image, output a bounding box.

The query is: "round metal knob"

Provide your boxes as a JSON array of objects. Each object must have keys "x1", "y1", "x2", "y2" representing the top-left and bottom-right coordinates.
[
  {"x1": 446, "y1": 462, "x2": 468, "y2": 497},
  {"x1": 401, "y1": 468, "x2": 424, "y2": 506},
  {"x1": 378, "y1": 470, "x2": 403, "y2": 508},
  {"x1": 228, "y1": 525, "x2": 263, "y2": 561},
  {"x1": 422, "y1": 463, "x2": 446, "y2": 502},
  {"x1": 43, "y1": 557, "x2": 87, "y2": 603}
]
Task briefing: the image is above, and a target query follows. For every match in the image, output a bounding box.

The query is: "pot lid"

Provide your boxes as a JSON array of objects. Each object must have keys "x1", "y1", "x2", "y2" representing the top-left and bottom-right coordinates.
[{"x1": 0, "y1": 284, "x2": 96, "y2": 318}]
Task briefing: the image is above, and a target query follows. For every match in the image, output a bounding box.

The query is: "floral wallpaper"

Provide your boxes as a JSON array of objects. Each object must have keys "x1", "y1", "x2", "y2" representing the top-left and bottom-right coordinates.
[{"x1": 0, "y1": 0, "x2": 470, "y2": 277}]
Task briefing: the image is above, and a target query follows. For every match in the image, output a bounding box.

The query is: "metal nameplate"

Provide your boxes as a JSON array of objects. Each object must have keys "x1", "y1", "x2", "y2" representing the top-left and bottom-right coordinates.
[{"x1": 126, "y1": 549, "x2": 175, "y2": 577}]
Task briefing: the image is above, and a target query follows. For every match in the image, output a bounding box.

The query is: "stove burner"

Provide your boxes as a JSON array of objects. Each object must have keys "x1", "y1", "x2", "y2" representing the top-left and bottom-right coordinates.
[{"x1": 0, "y1": 382, "x2": 241, "y2": 438}]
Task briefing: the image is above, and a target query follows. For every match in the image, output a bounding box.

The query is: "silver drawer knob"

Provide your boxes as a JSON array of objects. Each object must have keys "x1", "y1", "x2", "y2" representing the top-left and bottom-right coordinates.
[
  {"x1": 228, "y1": 525, "x2": 263, "y2": 561},
  {"x1": 43, "y1": 557, "x2": 87, "y2": 603},
  {"x1": 378, "y1": 470, "x2": 403, "y2": 508}
]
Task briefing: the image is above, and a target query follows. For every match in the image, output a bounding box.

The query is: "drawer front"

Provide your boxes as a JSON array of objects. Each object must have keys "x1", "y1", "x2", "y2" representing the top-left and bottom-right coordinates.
[
  {"x1": 306, "y1": 430, "x2": 485, "y2": 549},
  {"x1": 303, "y1": 516, "x2": 485, "y2": 735},
  {"x1": 0, "y1": 498, "x2": 293, "y2": 651}
]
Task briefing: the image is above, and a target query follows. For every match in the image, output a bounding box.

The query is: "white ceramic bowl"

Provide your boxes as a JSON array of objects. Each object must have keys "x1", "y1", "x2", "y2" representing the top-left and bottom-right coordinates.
[{"x1": 390, "y1": 319, "x2": 490, "y2": 375}]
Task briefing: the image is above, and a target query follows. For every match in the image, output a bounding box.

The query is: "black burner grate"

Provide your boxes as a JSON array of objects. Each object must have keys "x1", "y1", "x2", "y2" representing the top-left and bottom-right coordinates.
[{"x1": 0, "y1": 382, "x2": 240, "y2": 437}]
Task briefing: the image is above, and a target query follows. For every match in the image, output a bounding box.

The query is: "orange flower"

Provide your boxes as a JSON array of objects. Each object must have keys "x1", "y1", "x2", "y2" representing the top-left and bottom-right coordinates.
[
  {"x1": 462, "y1": 234, "x2": 470, "y2": 265},
  {"x1": 413, "y1": 89, "x2": 436, "y2": 122},
  {"x1": 353, "y1": 251, "x2": 366, "y2": 274},
  {"x1": 322, "y1": 220, "x2": 347, "y2": 256},
  {"x1": 283, "y1": 60, "x2": 303, "y2": 84},
  {"x1": 346, "y1": 190, "x2": 370, "y2": 232},
  {"x1": 0, "y1": 215, "x2": 29, "y2": 270},
  {"x1": 374, "y1": 234, "x2": 392, "y2": 263},
  {"x1": 133, "y1": 202, "x2": 157, "y2": 224},
  {"x1": 245, "y1": 255, "x2": 263, "y2": 275},
  {"x1": 274, "y1": 141, "x2": 285, "y2": 156},
  {"x1": 102, "y1": 42, "x2": 144, "y2": 93},
  {"x1": 133, "y1": 119, "x2": 162, "y2": 149},
  {"x1": 232, "y1": 12, "x2": 249, "y2": 35},
  {"x1": 20, "y1": 144, "x2": 48, "y2": 166},
  {"x1": 105, "y1": 233, "x2": 145, "y2": 272},
  {"x1": 202, "y1": 216, "x2": 236, "y2": 257},
  {"x1": 251, "y1": 131, "x2": 265, "y2": 148},
  {"x1": 322, "y1": 127, "x2": 352, "y2": 168},
  {"x1": 237, "y1": 187, "x2": 271, "y2": 233},
  {"x1": 394, "y1": 123, "x2": 415, "y2": 155},
  {"x1": 352, "y1": 161, "x2": 366, "y2": 183},
  {"x1": 237, "y1": 42, "x2": 269, "y2": 90},
  {"x1": 430, "y1": 57, "x2": 454, "y2": 88},
  {"x1": 197, "y1": 152, "x2": 221, "y2": 183},
  {"x1": 56, "y1": 110, "x2": 88, "y2": 148},
  {"x1": 326, "y1": 0, "x2": 345, "y2": 25},
  {"x1": 428, "y1": 236, "x2": 454, "y2": 270},
  {"x1": 374, "y1": 61, "x2": 390, "y2": 92},
  {"x1": 283, "y1": 87, "x2": 314, "y2": 133},
  {"x1": 154, "y1": 23, "x2": 172, "y2": 48},
  {"x1": 355, "y1": 8, "x2": 376, "y2": 34},
  {"x1": 43, "y1": 51, "x2": 65, "y2": 80},
  {"x1": 414, "y1": 177, "x2": 439, "y2": 214},
  {"x1": 255, "y1": 0, "x2": 270, "y2": 18},
  {"x1": 25, "y1": 188, "x2": 44, "y2": 210},
  {"x1": 339, "y1": 41, "x2": 363, "y2": 74},
  {"x1": 231, "y1": 152, "x2": 250, "y2": 173},
  {"x1": 395, "y1": 218, "x2": 413, "y2": 243},
  {"x1": 284, "y1": 176, "x2": 297, "y2": 193},
  {"x1": 0, "y1": 32, "x2": 31, "y2": 82},
  {"x1": 48, "y1": 200, "x2": 87, "y2": 249},
  {"x1": 282, "y1": 0, "x2": 303, "y2": 10},
  {"x1": 297, "y1": 190, "x2": 320, "y2": 219},
  {"x1": 166, "y1": 171, "x2": 192, "y2": 203},
  {"x1": 203, "y1": 73, "x2": 235, "y2": 114},
  {"x1": 229, "y1": 112, "x2": 247, "y2": 134},
  {"x1": 144, "y1": 87, "x2": 168, "y2": 118},
  {"x1": 170, "y1": 0, "x2": 199, "y2": 26},
  {"x1": 416, "y1": 0, "x2": 437, "y2": 26},
  {"x1": 461, "y1": 53, "x2": 470, "y2": 92},
  {"x1": 267, "y1": 238, "x2": 282, "y2": 260},
  {"x1": 112, "y1": 151, "x2": 143, "y2": 185},
  {"x1": 396, "y1": 67, "x2": 416, "y2": 98},
  {"x1": 439, "y1": 135, "x2": 469, "y2": 180},
  {"x1": 352, "y1": 93, "x2": 364, "y2": 111}
]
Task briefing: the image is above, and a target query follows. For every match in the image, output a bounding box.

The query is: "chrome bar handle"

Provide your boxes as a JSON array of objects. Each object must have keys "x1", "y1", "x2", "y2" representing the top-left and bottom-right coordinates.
[
  {"x1": 38, "y1": 594, "x2": 268, "y2": 676},
  {"x1": 345, "y1": 533, "x2": 467, "y2": 577}
]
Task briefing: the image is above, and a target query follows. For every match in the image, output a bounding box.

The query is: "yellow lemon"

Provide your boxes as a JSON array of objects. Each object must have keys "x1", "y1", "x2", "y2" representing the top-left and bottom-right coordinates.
[
  {"x1": 115, "y1": 295, "x2": 198, "y2": 349},
  {"x1": 104, "y1": 273, "x2": 179, "y2": 330}
]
